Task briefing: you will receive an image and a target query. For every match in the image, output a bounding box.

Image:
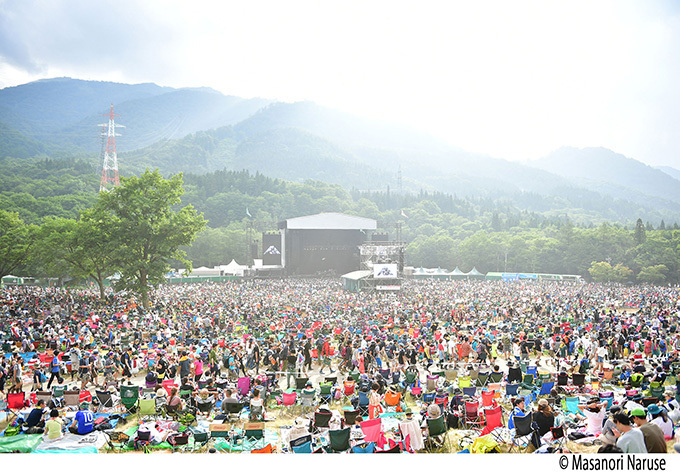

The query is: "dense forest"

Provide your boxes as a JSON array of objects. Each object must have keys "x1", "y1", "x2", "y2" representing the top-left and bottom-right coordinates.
[{"x1": 1, "y1": 155, "x2": 679, "y2": 284}]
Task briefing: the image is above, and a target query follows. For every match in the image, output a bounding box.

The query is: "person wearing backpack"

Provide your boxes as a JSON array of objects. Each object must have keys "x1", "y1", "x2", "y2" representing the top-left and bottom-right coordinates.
[{"x1": 47, "y1": 355, "x2": 64, "y2": 389}]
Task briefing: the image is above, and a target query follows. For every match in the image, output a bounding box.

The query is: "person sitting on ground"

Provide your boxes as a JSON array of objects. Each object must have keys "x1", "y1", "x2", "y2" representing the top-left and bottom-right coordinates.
[
  {"x1": 613, "y1": 412, "x2": 647, "y2": 453},
  {"x1": 630, "y1": 407, "x2": 667, "y2": 453},
  {"x1": 647, "y1": 403, "x2": 674, "y2": 439},
  {"x1": 599, "y1": 405, "x2": 623, "y2": 446},
  {"x1": 68, "y1": 401, "x2": 95, "y2": 435},
  {"x1": 24, "y1": 399, "x2": 48, "y2": 432},
  {"x1": 578, "y1": 397, "x2": 607, "y2": 436},
  {"x1": 43, "y1": 408, "x2": 63, "y2": 441}
]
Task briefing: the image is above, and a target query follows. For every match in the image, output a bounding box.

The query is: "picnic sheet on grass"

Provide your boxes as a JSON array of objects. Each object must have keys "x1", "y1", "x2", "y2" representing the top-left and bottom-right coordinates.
[
  {"x1": 34, "y1": 431, "x2": 109, "y2": 453},
  {"x1": 214, "y1": 428, "x2": 279, "y2": 452},
  {"x1": 0, "y1": 434, "x2": 43, "y2": 453}
]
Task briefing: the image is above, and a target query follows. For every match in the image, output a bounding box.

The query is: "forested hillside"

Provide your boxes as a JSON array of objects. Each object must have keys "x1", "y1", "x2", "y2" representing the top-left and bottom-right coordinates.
[{"x1": 2, "y1": 156, "x2": 679, "y2": 284}]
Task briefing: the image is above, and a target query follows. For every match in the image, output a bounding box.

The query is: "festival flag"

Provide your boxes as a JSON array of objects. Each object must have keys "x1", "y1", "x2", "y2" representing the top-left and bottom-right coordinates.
[{"x1": 401, "y1": 209, "x2": 409, "y2": 219}]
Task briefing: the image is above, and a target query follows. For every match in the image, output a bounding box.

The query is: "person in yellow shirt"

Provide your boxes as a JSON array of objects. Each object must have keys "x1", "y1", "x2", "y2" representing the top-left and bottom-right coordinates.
[{"x1": 43, "y1": 409, "x2": 63, "y2": 441}]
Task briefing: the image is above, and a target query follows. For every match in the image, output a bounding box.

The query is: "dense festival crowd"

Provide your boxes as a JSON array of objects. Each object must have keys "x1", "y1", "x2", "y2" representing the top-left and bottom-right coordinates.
[{"x1": 1, "y1": 279, "x2": 679, "y2": 452}]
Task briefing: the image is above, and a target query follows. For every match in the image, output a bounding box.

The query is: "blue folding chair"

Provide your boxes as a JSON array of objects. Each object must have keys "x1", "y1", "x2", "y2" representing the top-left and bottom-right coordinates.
[
  {"x1": 505, "y1": 383, "x2": 520, "y2": 397},
  {"x1": 538, "y1": 382, "x2": 554, "y2": 396},
  {"x1": 462, "y1": 386, "x2": 477, "y2": 398}
]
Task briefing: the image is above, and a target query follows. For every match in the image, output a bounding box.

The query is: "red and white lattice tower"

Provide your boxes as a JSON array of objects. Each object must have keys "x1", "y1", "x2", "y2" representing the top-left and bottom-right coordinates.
[{"x1": 99, "y1": 104, "x2": 124, "y2": 192}]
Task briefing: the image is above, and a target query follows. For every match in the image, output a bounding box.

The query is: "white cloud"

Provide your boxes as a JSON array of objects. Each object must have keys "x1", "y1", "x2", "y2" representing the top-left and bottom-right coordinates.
[{"x1": 1, "y1": 0, "x2": 679, "y2": 167}]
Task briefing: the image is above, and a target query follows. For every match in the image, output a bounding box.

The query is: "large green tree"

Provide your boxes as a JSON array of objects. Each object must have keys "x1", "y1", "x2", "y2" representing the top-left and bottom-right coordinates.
[
  {"x1": 35, "y1": 213, "x2": 119, "y2": 299},
  {"x1": 95, "y1": 170, "x2": 206, "y2": 309},
  {"x1": 0, "y1": 210, "x2": 36, "y2": 280}
]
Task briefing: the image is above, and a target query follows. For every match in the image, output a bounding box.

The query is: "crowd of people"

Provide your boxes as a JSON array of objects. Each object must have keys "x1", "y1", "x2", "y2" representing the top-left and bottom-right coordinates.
[{"x1": 1, "y1": 278, "x2": 679, "y2": 452}]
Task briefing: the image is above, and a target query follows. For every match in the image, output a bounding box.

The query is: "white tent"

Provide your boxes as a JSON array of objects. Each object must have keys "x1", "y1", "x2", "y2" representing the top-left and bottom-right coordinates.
[{"x1": 219, "y1": 260, "x2": 247, "y2": 276}]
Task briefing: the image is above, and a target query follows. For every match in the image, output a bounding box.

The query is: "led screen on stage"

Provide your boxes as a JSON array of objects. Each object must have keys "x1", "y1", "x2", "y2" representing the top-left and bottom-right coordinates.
[{"x1": 263, "y1": 233, "x2": 282, "y2": 266}]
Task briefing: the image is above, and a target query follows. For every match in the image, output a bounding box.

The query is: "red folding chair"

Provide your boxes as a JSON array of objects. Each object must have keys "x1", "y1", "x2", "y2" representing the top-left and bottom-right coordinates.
[
  {"x1": 480, "y1": 405, "x2": 505, "y2": 443},
  {"x1": 7, "y1": 392, "x2": 28, "y2": 419},
  {"x1": 360, "y1": 417, "x2": 387, "y2": 448},
  {"x1": 342, "y1": 380, "x2": 356, "y2": 404},
  {"x1": 79, "y1": 390, "x2": 92, "y2": 403},
  {"x1": 162, "y1": 379, "x2": 177, "y2": 397},
  {"x1": 462, "y1": 400, "x2": 485, "y2": 432},
  {"x1": 481, "y1": 390, "x2": 497, "y2": 408}
]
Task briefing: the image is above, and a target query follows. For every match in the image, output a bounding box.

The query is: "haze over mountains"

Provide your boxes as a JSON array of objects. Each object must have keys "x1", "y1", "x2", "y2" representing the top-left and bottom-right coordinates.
[{"x1": 2, "y1": 77, "x2": 680, "y2": 225}]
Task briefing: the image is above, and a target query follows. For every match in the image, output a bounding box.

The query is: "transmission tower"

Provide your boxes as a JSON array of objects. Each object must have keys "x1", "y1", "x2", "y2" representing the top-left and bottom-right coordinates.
[{"x1": 99, "y1": 104, "x2": 124, "y2": 192}]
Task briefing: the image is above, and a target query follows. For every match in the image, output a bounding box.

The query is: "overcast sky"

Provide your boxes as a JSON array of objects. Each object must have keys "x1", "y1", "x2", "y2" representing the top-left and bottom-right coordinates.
[{"x1": 1, "y1": 0, "x2": 679, "y2": 167}]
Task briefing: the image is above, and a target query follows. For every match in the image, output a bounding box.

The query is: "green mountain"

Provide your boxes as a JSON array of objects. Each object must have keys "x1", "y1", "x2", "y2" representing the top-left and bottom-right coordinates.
[
  {"x1": 0, "y1": 77, "x2": 271, "y2": 157},
  {"x1": 4, "y1": 78, "x2": 680, "y2": 226}
]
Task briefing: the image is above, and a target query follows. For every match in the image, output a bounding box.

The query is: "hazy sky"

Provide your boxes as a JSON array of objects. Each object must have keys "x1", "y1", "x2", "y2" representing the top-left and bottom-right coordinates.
[{"x1": 1, "y1": 0, "x2": 679, "y2": 167}]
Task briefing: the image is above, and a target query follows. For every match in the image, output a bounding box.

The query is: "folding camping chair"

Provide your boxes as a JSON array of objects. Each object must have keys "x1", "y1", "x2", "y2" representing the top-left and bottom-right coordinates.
[
  {"x1": 489, "y1": 371, "x2": 503, "y2": 383},
  {"x1": 476, "y1": 372, "x2": 490, "y2": 388},
  {"x1": 509, "y1": 412, "x2": 535, "y2": 453},
  {"x1": 6, "y1": 392, "x2": 28, "y2": 422},
  {"x1": 63, "y1": 390, "x2": 80, "y2": 408},
  {"x1": 404, "y1": 370, "x2": 419, "y2": 392},
  {"x1": 360, "y1": 417, "x2": 385, "y2": 447},
  {"x1": 572, "y1": 373, "x2": 586, "y2": 387},
  {"x1": 481, "y1": 405, "x2": 505, "y2": 444},
  {"x1": 468, "y1": 369, "x2": 479, "y2": 382},
  {"x1": 299, "y1": 388, "x2": 317, "y2": 414},
  {"x1": 310, "y1": 408, "x2": 333, "y2": 433},
  {"x1": 162, "y1": 379, "x2": 177, "y2": 398},
  {"x1": 357, "y1": 390, "x2": 370, "y2": 416},
  {"x1": 521, "y1": 374, "x2": 535, "y2": 390},
  {"x1": 384, "y1": 389, "x2": 402, "y2": 412},
  {"x1": 445, "y1": 368, "x2": 458, "y2": 382},
  {"x1": 120, "y1": 385, "x2": 139, "y2": 413},
  {"x1": 242, "y1": 421, "x2": 266, "y2": 451},
  {"x1": 342, "y1": 380, "x2": 356, "y2": 404},
  {"x1": 251, "y1": 443, "x2": 274, "y2": 453},
  {"x1": 343, "y1": 408, "x2": 360, "y2": 426},
  {"x1": 508, "y1": 366, "x2": 523, "y2": 383},
  {"x1": 222, "y1": 401, "x2": 244, "y2": 423},
  {"x1": 550, "y1": 425, "x2": 567, "y2": 451},
  {"x1": 462, "y1": 400, "x2": 484, "y2": 432},
  {"x1": 462, "y1": 386, "x2": 477, "y2": 399},
  {"x1": 208, "y1": 423, "x2": 231, "y2": 452},
  {"x1": 481, "y1": 389, "x2": 496, "y2": 408},
  {"x1": 294, "y1": 377, "x2": 308, "y2": 392},
  {"x1": 505, "y1": 383, "x2": 519, "y2": 398},
  {"x1": 526, "y1": 366, "x2": 538, "y2": 377},
  {"x1": 426, "y1": 374, "x2": 439, "y2": 392},
  {"x1": 598, "y1": 392, "x2": 614, "y2": 410},
  {"x1": 319, "y1": 382, "x2": 334, "y2": 404},
  {"x1": 137, "y1": 397, "x2": 159, "y2": 420},
  {"x1": 424, "y1": 415, "x2": 448, "y2": 450},
  {"x1": 458, "y1": 376, "x2": 472, "y2": 389},
  {"x1": 538, "y1": 382, "x2": 554, "y2": 397},
  {"x1": 328, "y1": 427, "x2": 351, "y2": 453},
  {"x1": 48, "y1": 383, "x2": 64, "y2": 400},
  {"x1": 95, "y1": 390, "x2": 115, "y2": 412},
  {"x1": 281, "y1": 392, "x2": 297, "y2": 415},
  {"x1": 563, "y1": 396, "x2": 581, "y2": 416}
]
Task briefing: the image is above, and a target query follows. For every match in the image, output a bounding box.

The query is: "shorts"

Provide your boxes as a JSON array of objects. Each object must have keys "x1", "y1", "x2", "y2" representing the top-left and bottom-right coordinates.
[{"x1": 597, "y1": 356, "x2": 604, "y2": 363}]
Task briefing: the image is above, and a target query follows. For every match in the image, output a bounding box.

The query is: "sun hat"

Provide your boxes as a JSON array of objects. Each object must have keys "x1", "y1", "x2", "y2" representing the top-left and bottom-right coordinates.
[{"x1": 647, "y1": 404, "x2": 663, "y2": 416}]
